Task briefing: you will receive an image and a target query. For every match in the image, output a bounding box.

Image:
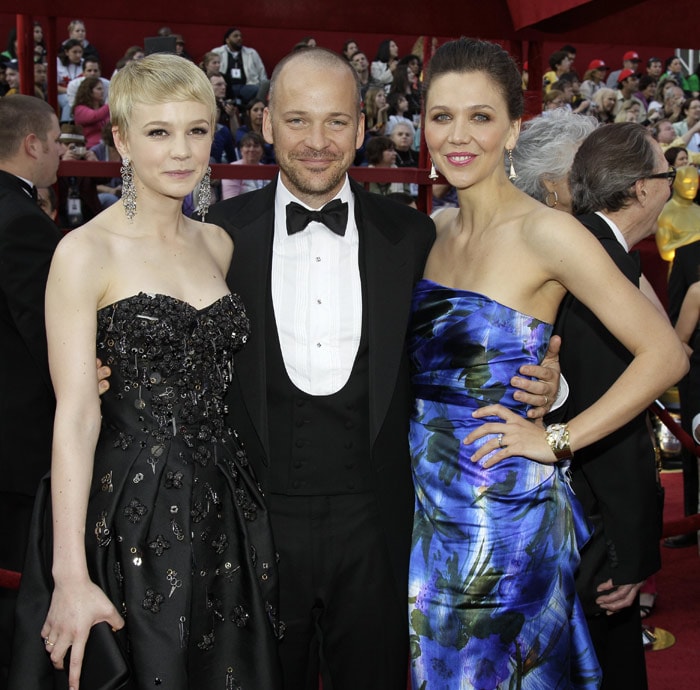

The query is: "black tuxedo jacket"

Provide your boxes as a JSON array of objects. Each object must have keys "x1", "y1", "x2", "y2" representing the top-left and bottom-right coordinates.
[
  {"x1": 0, "y1": 170, "x2": 62, "y2": 502},
  {"x1": 668, "y1": 239, "x2": 700, "y2": 324},
  {"x1": 668, "y1": 239, "x2": 700, "y2": 446},
  {"x1": 206, "y1": 177, "x2": 435, "y2": 602},
  {"x1": 553, "y1": 212, "x2": 661, "y2": 614}
]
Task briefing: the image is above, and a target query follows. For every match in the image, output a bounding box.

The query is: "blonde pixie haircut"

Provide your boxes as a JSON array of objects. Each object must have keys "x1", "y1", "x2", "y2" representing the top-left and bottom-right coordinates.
[{"x1": 110, "y1": 53, "x2": 217, "y2": 135}]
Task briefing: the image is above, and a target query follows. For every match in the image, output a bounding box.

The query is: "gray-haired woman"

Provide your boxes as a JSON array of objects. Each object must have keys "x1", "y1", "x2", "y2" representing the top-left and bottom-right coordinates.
[{"x1": 512, "y1": 108, "x2": 597, "y2": 213}]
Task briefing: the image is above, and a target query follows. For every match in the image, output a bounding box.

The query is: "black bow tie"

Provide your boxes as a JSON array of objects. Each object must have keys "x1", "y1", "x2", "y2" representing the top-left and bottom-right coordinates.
[{"x1": 286, "y1": 199, "x2": 349, "y2": 237}]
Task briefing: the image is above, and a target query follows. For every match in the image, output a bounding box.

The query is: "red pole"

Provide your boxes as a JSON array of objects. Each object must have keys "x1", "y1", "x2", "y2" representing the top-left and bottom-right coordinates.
[
  {"x1": 16, "y1": 14, "x2": 35, "y2": 96},
  {"x1": 417, "y1": 36, "x2": 434, "y2": 215},
  {"x1": 46, "y1": 16, "x2": 58, "y2": 116},
  {"x1": 524, "y1": 40, "x2": 544, "y2": 117}
]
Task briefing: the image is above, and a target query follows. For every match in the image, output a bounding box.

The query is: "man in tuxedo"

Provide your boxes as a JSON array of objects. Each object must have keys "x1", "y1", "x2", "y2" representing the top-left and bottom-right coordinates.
[
  {"x1": 0, "y1": 95, "x2": 62, "y2": 689},
  {"x1": 206, "y1": 48, "x2": 559, "y2": 690},
  {"x1": 555, "y1": 123, "x2": 672, "y2": 689}
]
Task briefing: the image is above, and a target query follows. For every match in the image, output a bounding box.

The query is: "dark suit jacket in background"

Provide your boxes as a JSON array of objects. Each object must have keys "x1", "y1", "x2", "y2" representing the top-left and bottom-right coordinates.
[
  {"x1": 668, "y1": 239, "x2": 700, "y2": 324},
  {"x1": 0, "y1": 169, "x2": 62, "y2": 686},
  {"x1": 0, "y1": 169, "x2": 62, "y2": 559},
  {"x1": 666, "y1": 239, "x2": 700, "y2": 517},
  {"x1": 553, "y1": 212, "x2": 661, "y2": 614},
  {"x1": 206, "y1": 177, "x2": 435, "y2": 610}
]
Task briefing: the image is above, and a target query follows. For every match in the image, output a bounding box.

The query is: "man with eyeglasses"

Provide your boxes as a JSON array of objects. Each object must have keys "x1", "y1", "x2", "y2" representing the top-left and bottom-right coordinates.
[{"x1": 548, "y1": 123, "x2": 673, "y2": 690}]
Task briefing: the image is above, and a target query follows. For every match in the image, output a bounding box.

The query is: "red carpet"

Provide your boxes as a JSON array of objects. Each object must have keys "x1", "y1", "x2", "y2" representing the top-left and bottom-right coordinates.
[{"x1": 646, "y1": 470, "x2": 700, "y2": 690}]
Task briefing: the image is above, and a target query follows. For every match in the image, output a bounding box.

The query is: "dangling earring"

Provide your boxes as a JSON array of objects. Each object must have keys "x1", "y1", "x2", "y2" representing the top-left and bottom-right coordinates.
[
  {"x1": 428, "y1": 159, "x2": 439, "y2": 181},
  {"x1": 545, "y1": 190, "x2": 559, "y2": 208},
  {"x1": 507, "y1": 149, "x2": 517, "y2": 182},
  {"x1": 194, "y1": 166, "x2": 212, "y2": 219},
  {"x1": 120, "y1": 157, "x2": 137, "y2": 221}
]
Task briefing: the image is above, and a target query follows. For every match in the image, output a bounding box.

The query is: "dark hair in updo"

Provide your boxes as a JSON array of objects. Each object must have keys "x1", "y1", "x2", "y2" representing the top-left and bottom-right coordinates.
[{"x1": 423, "y1": 38, "x2": 524, "y2": 121}]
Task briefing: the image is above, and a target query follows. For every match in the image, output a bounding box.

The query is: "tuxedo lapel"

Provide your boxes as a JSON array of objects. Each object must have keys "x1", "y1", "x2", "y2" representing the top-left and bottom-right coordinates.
[
  {"x1": 224, "y1": 183, "x2": 277, "y2": 461},
  {"x1": 577, "y1": 212, "x2": 639, "y2": 285},
  {"x1": 578, "y1": 212, "x2": 616, "y2": 242},
  {"x1": 353, "y1": 184, "x2": 415, "y2": 446}
]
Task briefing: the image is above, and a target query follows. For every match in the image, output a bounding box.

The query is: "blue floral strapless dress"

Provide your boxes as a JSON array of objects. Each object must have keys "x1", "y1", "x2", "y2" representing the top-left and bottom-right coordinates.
[{"x1": 408, "y1": 279, "x2": 601, "y2": 690}]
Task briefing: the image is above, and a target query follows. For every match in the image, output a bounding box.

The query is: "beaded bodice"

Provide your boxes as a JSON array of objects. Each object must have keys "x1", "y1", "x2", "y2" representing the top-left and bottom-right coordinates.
[{"x1": 96, "y1": 293, "x2": 248, "y2": 451}]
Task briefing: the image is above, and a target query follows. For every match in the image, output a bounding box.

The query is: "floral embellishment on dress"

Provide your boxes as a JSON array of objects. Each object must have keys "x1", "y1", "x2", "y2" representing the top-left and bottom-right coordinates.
[
  {"x1": 234, "y1": 488, "x2": 258, "y2": 521},
  {"x1": 164, "y1": 470, "x2": 184, "y2": 489},
  {"x1": 142, "y1": 587, "x2": 165, "y2": 613},
  {"x1": 211, "y1": 533, "x2": 228, "y2": 554},
  {"x1": 230, "y1": 605, "x2": 249, "y2": 627},
  {"x1": 197, "y1": 631, "x2": 215, "y2": 651},
  {"x1": 148, "y1": 534, "x2": 171, "y2": 556},
  {"x1": 114, "y1": 432, "x2": 134, "y2": 450},
  {"x1": 123, "y1": 498, "x2": 148, "y2": 523}
]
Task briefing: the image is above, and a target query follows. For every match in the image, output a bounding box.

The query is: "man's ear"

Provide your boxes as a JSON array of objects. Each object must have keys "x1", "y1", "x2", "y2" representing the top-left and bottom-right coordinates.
[
  {"x1": 262, "y1": 107, "x2": 274, "y2": 146},
  {"x1": 356, "y1": 112, "x2": 366, "y2": 150},
  {"x1": 24, "y1": 132, "x2": 42, "y2": 160}
]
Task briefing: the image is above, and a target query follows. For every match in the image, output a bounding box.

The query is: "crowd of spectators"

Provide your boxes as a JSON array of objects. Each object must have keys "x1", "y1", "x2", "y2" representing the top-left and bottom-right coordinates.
[
  {"x1": 4, "y1": 22, "x2": 700, "y2": 216},
  {"x1": 0, "y1": 23, "x2": 430, "y2": 214},
  {"x1": 536, "y1": 44, "x2": 700, "y2": 180}
]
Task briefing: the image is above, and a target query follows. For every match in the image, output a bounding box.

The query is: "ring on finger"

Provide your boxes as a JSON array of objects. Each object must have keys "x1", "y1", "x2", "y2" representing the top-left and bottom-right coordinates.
[
  {"x1": 543, "y1": 394, "x2": 549, "y2": 405},
  {"x1": 44, "y1": 637, "x2": 55, "y2": 647},
  {"x1": 498, "y1": 433, "x2": 505, "y2": 448}
]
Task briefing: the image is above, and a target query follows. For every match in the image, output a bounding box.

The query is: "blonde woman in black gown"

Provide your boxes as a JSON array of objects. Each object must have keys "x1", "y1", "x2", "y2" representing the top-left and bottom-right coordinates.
[{"x1": 11, "y1": 54, "x2": 282, "y2": 690}]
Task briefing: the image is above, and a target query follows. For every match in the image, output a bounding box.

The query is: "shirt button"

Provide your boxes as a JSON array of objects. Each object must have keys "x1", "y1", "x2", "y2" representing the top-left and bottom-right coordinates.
[
  {"x1": 295, "y1": 439, "x2": 306, "y2": 448},
  {"x1": 294, "y1": 461, "x2": 302, "y2": 469},
  {"x1": 317, "y1": 299, "x2": 322, "y2": 304},
  {"x1": 315, "y1": 256, "x2": 322, "y2": 262},
  {"x1": 317, "y1": 343, "x2": 322, "y2": 348},
  {"x1": 292, "y1": 481, "x2": 300, "y2": 489}
]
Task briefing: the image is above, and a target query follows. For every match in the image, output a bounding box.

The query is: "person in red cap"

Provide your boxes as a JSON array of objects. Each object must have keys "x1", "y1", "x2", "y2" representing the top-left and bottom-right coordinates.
[
  {"x1": 614, "y1": 69, "x2": 641, "y2": 117},
  {"x1": 581, "y1": 59, "x2": 608, "y2": 100},
  {"x1": 607, "y1": 50, "x2": 641, "y2": 88}
]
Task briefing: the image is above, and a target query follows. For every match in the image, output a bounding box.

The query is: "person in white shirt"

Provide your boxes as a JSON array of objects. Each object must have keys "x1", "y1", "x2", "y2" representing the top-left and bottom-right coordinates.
[
  {"x1": 211, "y1": 27, "x2": 267, "y2": 107},
  {"x1": 65, "y1": 57, "x2": 110, "y2": 108}
]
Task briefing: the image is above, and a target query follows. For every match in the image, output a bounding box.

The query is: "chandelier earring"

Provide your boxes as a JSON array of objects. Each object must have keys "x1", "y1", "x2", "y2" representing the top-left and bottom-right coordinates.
[
  {"x1": 507, "y1": 149, "x2": 517, "y2": 182},
  {"x1": 194, "y1": 166, "x2": 212, "y2": 219},
  {"x1": 120, "y1": 157, "x2": 137, "y2": 221}
]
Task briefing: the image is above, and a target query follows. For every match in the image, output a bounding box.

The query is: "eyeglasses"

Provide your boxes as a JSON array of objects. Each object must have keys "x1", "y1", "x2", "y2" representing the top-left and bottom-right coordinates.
[{"x1": 641, "y1": 167, "x2": 676, "y2": 186}]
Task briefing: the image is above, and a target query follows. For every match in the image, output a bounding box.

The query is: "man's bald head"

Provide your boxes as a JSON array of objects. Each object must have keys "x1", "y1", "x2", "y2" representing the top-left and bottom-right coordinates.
[{"x1": 269, "y1": 47, "x2": 362, "y2": 116}]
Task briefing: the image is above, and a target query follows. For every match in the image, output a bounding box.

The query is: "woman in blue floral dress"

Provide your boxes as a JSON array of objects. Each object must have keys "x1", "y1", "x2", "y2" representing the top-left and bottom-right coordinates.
[{"x1": 408, "y1": 38, "x2": 686, "y2": 689}]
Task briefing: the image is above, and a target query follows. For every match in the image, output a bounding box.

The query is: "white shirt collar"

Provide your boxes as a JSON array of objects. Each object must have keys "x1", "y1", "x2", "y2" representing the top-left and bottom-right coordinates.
[
  {"x1": 595, "y1": 211, "x2": 629, "y2": 252},
  {"x1": 16, "y1": 174, "x2": 34, "y2": 190}
]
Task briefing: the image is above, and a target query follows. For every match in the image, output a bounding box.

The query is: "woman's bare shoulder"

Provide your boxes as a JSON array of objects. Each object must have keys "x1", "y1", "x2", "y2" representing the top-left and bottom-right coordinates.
[{"x1": 192, "y1": 219, "x2": 234, "y2": 251}]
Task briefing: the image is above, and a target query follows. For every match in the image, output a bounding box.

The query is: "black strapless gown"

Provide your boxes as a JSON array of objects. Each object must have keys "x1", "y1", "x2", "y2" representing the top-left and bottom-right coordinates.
[{"x1": 12, "y1": 293, "x2": 283, "y2": 689}]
